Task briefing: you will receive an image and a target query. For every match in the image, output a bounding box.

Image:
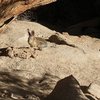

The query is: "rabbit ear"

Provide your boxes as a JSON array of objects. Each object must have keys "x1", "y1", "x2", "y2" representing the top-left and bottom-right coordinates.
[
  {"x1": 27, "y1": 29, "x2": 32, "y2": 36},
  {"x1": 31, "y1": 30, "x2": 35, "y2": 36}
]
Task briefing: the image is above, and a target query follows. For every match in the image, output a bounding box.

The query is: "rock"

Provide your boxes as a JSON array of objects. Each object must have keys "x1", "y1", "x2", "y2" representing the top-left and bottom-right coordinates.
[
  {"x1": 87, "y1": 83, "x2": 100, "y2": 99},
  {"x1": 45, "y1": 75, "x2": 89, "y2": 100},
  {"x1": 6, "y1": 47, "x2": 35, "y2": 59},
  {"x1": 0, "y1": 0, "x2": 56, "y2": 32},
  {"x1": 0, "y1": 47, "x2": 35, "y2": 59}
]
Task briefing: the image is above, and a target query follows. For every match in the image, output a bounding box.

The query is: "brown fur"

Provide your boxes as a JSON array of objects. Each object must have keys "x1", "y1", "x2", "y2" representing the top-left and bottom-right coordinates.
[{"x1": 27, "y1": 29, "x2": 47, "y2": 50}]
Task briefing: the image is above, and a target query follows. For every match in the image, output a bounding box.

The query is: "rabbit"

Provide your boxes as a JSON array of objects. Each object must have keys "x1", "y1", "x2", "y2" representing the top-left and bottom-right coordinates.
[{"x1": 27, "y1": 29, "x2": 47, "y2": 50}]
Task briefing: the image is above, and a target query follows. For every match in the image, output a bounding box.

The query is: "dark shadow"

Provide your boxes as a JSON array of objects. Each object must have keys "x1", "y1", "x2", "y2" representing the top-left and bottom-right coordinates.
[
  {"x1": 0, "y1": 72, "x2": 31, "y2": 93},
  {"x1": 67, "y1": 26, "x2": 100, "y2": 38},
  {"x1": 34, "y1": 0, "x2": 100, "y2": 38},
  {"x1": 0, "y1": 72, "x2": 59, "y2": 100},
  {"x1": 27, "y1": 73, "x2": 60, "y2": 99},
  {"x1": 44, "y1": 75, "x2": 88, "y2": 100},
  {"x1": 35, "y1": 0, "x2": 97, "y2": 28},
  {"x1": 0, "y1": 17, "x2": 14, "y2": 28},
  {"x1": 66, "y1": 17, "x2": 100, "y2": 38},
  {"x1": 18, "y1": 0, "x2": 100, "y2": 38},
  {"x1": 81, "y1": 86, "x2": 88, "y2": 94},
  {"x1": 0, "y1": 72, "x2": 95, "y2": 100},
  {"x1": 47, "y1": 35, "x2": 66, "y2": 45},
  {"x1": 0, "y1": 71, "x2": 41, "y2": 99},
  {"x1": 0, "y1": 48, "x2": 8, "y2": 57}
]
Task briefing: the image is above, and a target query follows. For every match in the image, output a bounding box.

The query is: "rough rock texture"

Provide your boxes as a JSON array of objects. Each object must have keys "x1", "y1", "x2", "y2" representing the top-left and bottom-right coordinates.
[
  {"x1": 0, "y1": 0, "x2": 56, "y2": 32},
  {"x1": 0, "y1": 19, "x2": 99, "y2": 100},
  {"x1": 0, "y1": 20, "x2": 100, "y2": 85}
]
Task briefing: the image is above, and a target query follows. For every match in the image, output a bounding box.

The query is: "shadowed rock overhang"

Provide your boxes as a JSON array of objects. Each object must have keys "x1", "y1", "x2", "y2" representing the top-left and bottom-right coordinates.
[{"x1": 0, "y1": 0, "x2": 56, "y2": 32}]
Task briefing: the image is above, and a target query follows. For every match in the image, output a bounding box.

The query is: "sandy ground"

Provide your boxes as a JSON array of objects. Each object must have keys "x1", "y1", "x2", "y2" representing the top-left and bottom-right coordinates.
[{"x1": 0, "y1": 20, "x2": 100, "y2": 99}]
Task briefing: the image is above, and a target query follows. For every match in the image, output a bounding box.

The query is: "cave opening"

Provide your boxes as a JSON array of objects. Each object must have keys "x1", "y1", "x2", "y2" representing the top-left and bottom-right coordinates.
[{"x1": 18, "y1": 0, "x2": 100, "y2": 38}]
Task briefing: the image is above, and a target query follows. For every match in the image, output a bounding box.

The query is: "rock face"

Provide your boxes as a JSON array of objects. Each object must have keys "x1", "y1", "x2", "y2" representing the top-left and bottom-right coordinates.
[{"x1": 0, "y1": 0, "x2": 56, "y2": 32}]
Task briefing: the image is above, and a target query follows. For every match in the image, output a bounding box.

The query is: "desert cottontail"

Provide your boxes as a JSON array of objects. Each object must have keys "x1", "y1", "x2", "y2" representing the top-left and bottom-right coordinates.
[{"x1": 27, "y1": 29, "x2": 47, "y2": 50}]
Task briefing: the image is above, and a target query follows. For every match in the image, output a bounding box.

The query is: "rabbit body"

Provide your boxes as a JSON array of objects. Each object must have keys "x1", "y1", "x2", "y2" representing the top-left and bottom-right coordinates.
[{"x1": 28, "y1": 29, "x2": 47, "y2": 50}]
